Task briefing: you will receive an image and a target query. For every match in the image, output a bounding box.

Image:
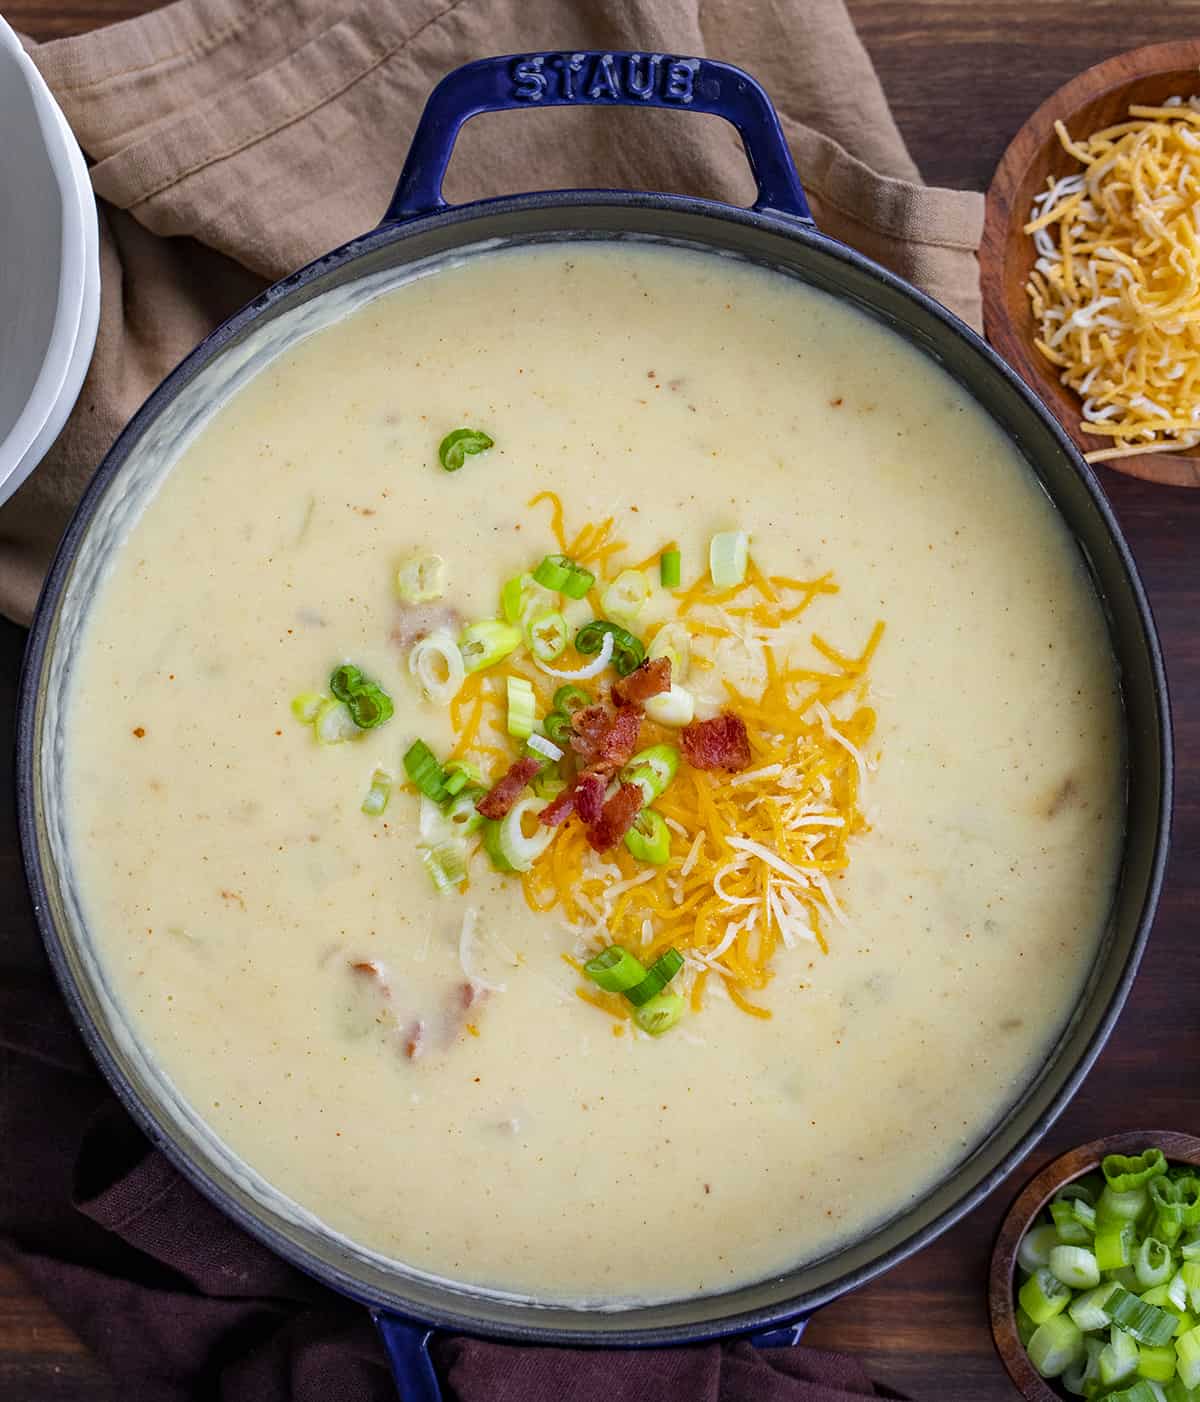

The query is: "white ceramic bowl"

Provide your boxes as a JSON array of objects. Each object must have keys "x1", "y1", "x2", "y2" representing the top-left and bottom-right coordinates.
[{"x1": 0, "y1": 17, "x2": 100, "y2": 505}]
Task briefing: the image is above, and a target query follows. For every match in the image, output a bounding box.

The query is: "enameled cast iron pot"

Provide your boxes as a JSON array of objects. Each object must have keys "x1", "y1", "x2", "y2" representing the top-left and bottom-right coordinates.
[{"x1": 17, "y1": 53, "x2": 1172, "y2": 1399}]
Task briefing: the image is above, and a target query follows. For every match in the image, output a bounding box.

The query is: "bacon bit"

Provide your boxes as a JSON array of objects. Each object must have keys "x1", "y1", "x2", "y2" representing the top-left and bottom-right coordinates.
[
  {"x1": 569, "y1": 704, "x2": 642, "y2": 772},
  {"x1": 611, "y1": 656, "x2": 671, "y2": 706},
  {"x1": 476, "y1": 757, "x2": 540, "y2": 819},
  {"x1": 575, "y1": 770, "x2": 606, "y2": 825},
  {"x1": 586, "y1": 781, "x2": 644, "y2": 852},
  {"x1": 132, "y1": 726, "x2": 146, "y2": 738},
  {"x1": 350, "y1": 959, "x2": 390, "y2": 994},
  {"x1": 403, "y1": 1018, "x2": 426, "y2": 1060},
  {"x1": 390, "y1": 602, "x2": 461, "y2": 649},
  {"x1": 538, "y1": 784, "x2": 577, "y2": 827},
  {"x1": 681, "y1": 713, "x2": 752, "y2": 772}
]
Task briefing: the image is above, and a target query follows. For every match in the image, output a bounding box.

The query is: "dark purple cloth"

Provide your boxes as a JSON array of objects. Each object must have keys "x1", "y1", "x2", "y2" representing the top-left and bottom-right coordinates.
[{"x1": 1, "y1": 956, "x2": 887, "y2": 1401}]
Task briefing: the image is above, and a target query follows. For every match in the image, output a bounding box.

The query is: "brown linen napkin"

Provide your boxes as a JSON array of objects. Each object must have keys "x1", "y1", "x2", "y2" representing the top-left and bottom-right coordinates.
[
  {"x1": 0, "y1": 0, "x2": 985, "y2": 627},
  {"x1": 0, "y1": 2, "x2": 973, "y2": 1396}
]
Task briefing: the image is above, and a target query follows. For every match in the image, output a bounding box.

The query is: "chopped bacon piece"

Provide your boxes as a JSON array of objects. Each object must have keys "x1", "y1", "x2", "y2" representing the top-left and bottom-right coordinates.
[
  {"x1": 403, "y1": 1018, "x2": 426, "y2": 1060},
  {"x1": 569, "y1": 704, "x2": 642, "y2": 772},
  {"x1": 586, "y1": 781, "x2": 644, "y2": 852},
  {"x1": 574, "y1": 770, "x2": 607, "y2": 825},
  {"x1": 681, "y1": 712, "x2": 753, "y2": 773},
  {"x1": 538, "y1": 768, "x2": 608, "y2": 829},
  {"x1": 476, "y1": 757, "x2": 540, "y2": 819},
  {"x1": 611, "y1": 656, "x2": 671, "y2": 706},
  {"x1": 538, "y1": 784, "x2": 577, "y2": 827},
  {"x1": 391, "y1": 602, "x2": 461, "y2": 649}
]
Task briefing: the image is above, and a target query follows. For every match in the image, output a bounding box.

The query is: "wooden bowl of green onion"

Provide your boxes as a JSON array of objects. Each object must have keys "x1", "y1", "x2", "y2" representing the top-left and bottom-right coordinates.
[{"x1": 991, "y1": 1131, "x2": 1200, "y2": 1401}]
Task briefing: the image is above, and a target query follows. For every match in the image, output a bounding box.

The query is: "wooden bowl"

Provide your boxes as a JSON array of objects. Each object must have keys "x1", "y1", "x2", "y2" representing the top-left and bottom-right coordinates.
[
  {"x1": 983, "y1": 41, "x2": 1200, "y2": 488},
  {"x1": 990, "y1": 1130, "x2": 1200, "y2": 1401}
]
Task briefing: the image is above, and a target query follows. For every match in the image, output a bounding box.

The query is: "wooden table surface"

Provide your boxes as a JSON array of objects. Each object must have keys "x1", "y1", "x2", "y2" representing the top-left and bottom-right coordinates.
[{"x1": 2, "y1": 1, "x2": 1197, "y2": 1397}]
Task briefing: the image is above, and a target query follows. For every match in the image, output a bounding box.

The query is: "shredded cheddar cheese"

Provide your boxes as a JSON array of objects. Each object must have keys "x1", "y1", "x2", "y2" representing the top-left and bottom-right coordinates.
[
  {"x1": 1025, "y1": 97, "x2": 1200, "y2": 462},
  {"x1": 449, "y1": 502, "x2": 886, "y2": 1022}
]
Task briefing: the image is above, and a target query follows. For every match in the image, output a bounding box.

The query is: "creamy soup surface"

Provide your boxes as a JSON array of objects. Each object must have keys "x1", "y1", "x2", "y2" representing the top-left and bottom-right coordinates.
[{"x1": 65, "y1": 243, "x2": 1124, "y2": 1305}]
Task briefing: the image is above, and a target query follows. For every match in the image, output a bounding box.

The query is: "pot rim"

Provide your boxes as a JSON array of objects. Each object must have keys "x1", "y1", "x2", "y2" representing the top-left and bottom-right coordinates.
[{"x1": 15, "y1": 188, "x2": 1174, "y2": 1346}]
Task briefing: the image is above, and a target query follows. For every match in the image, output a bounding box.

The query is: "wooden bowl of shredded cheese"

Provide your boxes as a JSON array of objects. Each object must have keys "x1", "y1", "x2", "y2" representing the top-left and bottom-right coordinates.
[{"x1": 984, "y1": 41, "x2": 1200, "y2": 487}]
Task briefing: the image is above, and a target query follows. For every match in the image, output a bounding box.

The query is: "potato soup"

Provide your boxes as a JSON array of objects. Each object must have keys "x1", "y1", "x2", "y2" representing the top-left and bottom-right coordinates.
[{"x1": 63, "y1": 242, "x2": 1124, "y2": 1305}]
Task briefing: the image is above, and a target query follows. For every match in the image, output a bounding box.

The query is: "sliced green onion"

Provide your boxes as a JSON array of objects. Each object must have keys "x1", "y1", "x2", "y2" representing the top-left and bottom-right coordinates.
[
  {"x1": 1050, "y1": 1245, "x2": 1101, "y2": 1290},
  {"x1": 634, "y1": 991, "x2": 685, "y2": 1036},
  {"x1": 314, "y1": 697, "x2": 360, "y2": 744},
  {"x1": 1138, "y1": 1345, "x2": 1179, "y2": 1383},
  {"x1": 1019, "y1": 1222, "x2": 1062, "y2": 1273},
  {"x1": 1097, "y1": 1222, "x2": 1136, "y2": 1271},
  {"x1": 1137, "y1": 1237, "x2": 1175, "y2": 1290},
  {"x1": 395, "y1": 552, "x2": 446, "y2": 602},
  {"x1": 660, "y1": 549, "x2": 681, "y2": 589},
  {"x1": 1107, "y1": 1286, "x2": 1180, "y2": 1346},
  {"x1": 404, "y1": 740, "x2": 447, "y2": 799},
  {"x1": 624, "y1": 948, "x2": 684, "y2": 1007},
  {"x1": 1177, "y1": 1178, "x2": 1200, "y2": 1230},
  {"x1": 1020, "y1": 1267, "x2": 1073, "y2": 1325},
  {"x1": 443, "y1": 760, "x2": 484, "y2": 797},
  {"x1": 329, "y1": 664, "x2": 364, "y2": 701},
  {"x1": 527, "y1": 609, "x2": 568, "y2": 662},
  {"x1": 438, "y1": 427, "x2": 493, "y2": 471},
  {"x1": 421, "y1": 838, "x2": 468, "y2": 892},
  {"x1": 496, "y1": 794, "x2": 553, "y2": 871},
  {"x1": 601, "y1": 569, "x2": 650, "y2": 624},
  {"x1": 346, "y1": 683, "x2": 394, "y2": 729},
  {"x1": 1104, "y1": 1149, "x2": 1169, "y2": 1193},
  {"x1": 1179, "y1": 1323, "x2": 1200, "y2": 1388},
  {"x1": 624, "y1": 809, "x2": 671, "y2": 866},
  {"x1": 709, "y1": 530, "x2": 750, "y2": 588},
  {"x1": 1182, "y1": 1235, "x2": 1200, "y2": 1262},
  {"x1": 584, "y1": 945, "x2": 647, "y2": 994},
  {"x1": 1110, "y1": 1266, "x2": 1141, "y2": 1293},
  {"x1": 501, "y1": 574, "x2": 527, "y2": 624},
  {"x1": 291, "y1": 691, "x2": 326, "y2": 723},
  {"x1": 543, "y1": 711, "x2": 574, "y2": 746},
  {"x1": 1152, "y1": 1175, "x2": 1188, "y2": 1244},
  {"x1": 1058, "y1": 1180, "x2": 1102, "y2": 1208},
  {"x1": 443, "y1": 788, "x2": 485, "y2": 838},
  {"x1": 644, "y1": 683, "x2": 695, "y2": 728},
  {"x1": 1016, "y1": 1307, "x2": 1038, "y2": 1348},
  {"x1": 1182, "y1": 1262, "x2": 1200, "y2": 1311},
  {"x1": 506, "y1": 676, "x2": 537, "y2": 740},
  {"x1": 1099, "y1": 1326, "x2": 1140, "y2": 1387},
  {"x1": 1051, "y1": 1197, "x2": 1095, "y2": 1244},
  {"x1": 532, "y1": 553, "x2": 594, "y2": 599},
  {"x1": 532, "y1": 770, "x2": 567, "y2": 801},
  {"x1": 621, "y1": 745, "x2": 681, "y2": 805},
  {"x1": 1102, "y1": 1330, "x2": 1142, "y2": 1389},
  {"x1": 1169, "y1": 1269, "x2": 1191, "y2": 1313},
  {"x1": 361, "y1": 769, "x2": 392, "y2": 816},
  {"x1": 553, "y1": 684, "x2": 594, "y2": 716},
  {"x1": 1028, "y1": 1313, "x2": 1084, "y2": 1378},
  {"x1": 648, "y1": 622, "x2": 691, "y2": 682},
  {"x1": 1063, "y1": 1336, "x2": 1104, "y2": 1397},
  {"x1": 1069, "y1": 1280, "x2": 1122, "y2": 1332},
  {"x1": 409, "y1": 630, "x2": 465, "y2": 705},
  {"x1": 526, "y1": 732, "x2": 563, "y2": 762},
  {"x1": 575, "y1": 619, "x2": 645, "y2": 676},
  {"x1": 460, "y1": 620, "x2": 522, "y2": 673},
  {"x1": 533, "y1": 629, "x2": 614, "y2": 680},
  {"x1": 1101, "y1": 1184, "x2": 1151, "y2": 1225},
  {"x1": 1106, "y1": 1383, "x2": 1168, "y2": 1402},
  {"x1": 481, "y1": 818, "x2": 514, "y2": 872}
]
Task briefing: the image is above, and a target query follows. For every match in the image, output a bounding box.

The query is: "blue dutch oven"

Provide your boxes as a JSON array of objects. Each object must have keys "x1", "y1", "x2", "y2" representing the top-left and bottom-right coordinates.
[{"x1": 17, "y1": 53, "x2": 1171, "y2": 1400}]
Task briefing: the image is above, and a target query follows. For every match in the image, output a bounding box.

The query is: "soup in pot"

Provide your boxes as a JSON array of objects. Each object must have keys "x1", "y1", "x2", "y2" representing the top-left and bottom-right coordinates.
[{"x1": 63, "y1": 243, "x2": 1124, "y2": 1304}]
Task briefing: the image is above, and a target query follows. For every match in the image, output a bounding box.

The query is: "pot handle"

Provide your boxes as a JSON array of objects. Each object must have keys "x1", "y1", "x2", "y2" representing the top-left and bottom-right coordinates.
[
  {"x1": 372, "y1": 1311, "x2": 443, "y2": 1402},
  {"x1": 370, "y1": 1307, "x2": 813, "y2": 1400},
  {"x1": 383, "y1": 51, "x2": 812, "y2": 226}
]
